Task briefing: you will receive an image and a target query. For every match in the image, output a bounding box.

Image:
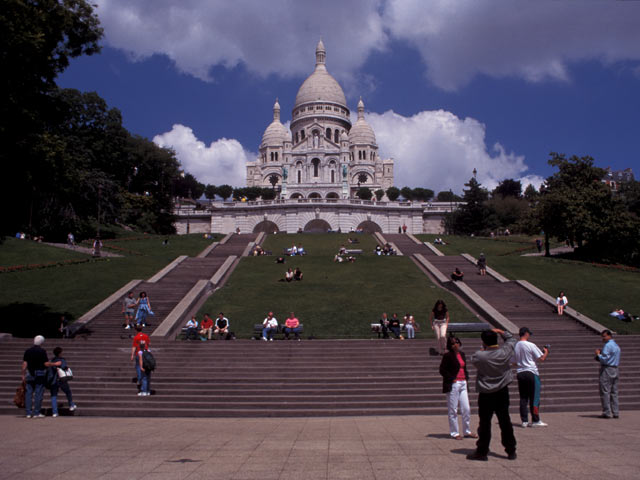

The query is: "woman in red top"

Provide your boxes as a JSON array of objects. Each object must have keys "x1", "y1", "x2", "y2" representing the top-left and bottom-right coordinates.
[{"x1": 439, "y1": 336, "x2": 477, "y2": 440}]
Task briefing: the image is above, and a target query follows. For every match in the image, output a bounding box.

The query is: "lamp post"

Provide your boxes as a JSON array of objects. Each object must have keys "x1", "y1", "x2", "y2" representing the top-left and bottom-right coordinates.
[{"x1": 186, "y1": 187, "x2": 191, "y2": 234}]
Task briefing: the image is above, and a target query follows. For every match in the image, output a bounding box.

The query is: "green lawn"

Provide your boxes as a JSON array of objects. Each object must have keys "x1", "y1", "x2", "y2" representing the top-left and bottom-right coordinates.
[
  {"x1": 198, "y1": 234, "x2": 476, "y2": 339},
  {"x1": 417, "y1": 234, "x2": 640, "y2": 334},
  {"x1": 0, "y1": 233, "x2": 219, "y2": 322},
  {"x1": 0, "y1": 237, "x2": 89, "y2": 266}
]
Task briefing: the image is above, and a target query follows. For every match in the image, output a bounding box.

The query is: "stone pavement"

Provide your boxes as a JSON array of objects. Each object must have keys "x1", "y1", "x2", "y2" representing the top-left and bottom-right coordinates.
[{"x1": 1, "y1": 411, "x2": 638, "y2": 479}]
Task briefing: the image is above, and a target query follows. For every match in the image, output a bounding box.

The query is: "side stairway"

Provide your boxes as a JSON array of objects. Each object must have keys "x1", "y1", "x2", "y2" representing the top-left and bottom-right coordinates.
[
  {"x1": 1, "y1": 336, "x2": 638, "y2": 417},
  {"x1": 385, "y1": 234, "x2": 600, "y2": 336},
  {"x1": 77, "y1": 233, "x2": 258, "y2": 340}
]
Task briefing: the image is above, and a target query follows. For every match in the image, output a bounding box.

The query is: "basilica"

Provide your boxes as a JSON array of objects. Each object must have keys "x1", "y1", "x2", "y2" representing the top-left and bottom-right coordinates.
[{"x1": 246, "y1": 40, "x2": 394, "y2": 199}]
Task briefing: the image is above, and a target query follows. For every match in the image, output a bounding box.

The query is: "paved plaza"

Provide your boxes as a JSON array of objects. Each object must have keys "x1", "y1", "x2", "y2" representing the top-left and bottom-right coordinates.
[{"x1": 1, "y1": 411, "x2": 638, "y2": 479}]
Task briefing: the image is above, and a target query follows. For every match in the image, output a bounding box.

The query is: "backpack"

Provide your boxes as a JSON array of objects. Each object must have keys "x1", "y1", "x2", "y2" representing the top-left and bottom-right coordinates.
[{"x1": 142, "y1": 350, "x2": 156, "y2": 371}]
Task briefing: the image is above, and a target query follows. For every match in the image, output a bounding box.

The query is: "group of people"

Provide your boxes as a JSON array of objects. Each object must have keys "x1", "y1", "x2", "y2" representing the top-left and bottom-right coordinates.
[
  {"x1": 121, "y1": 291, "x2": 154, "y2": 329},
  {"x1": 21, "y1": 336, "x2": 77, "y2": 417},
  {"x1": 374, "y1": 243, "x2": 396, "y2": 255},
  {"x1": 184, "y1": 313, "x2": 232, "y2": 340},
  {"x1": 280, "y1": 267, "x2": 303, "y2": 282},
  {"x1": 286, "y1": 244, "x2": 306, "y2": 256},
  {"x1": 261, "y1": 311, "x2": 302, "y2": 341},
  {"x1": 440, "y1": 326, "x2": 621, "y2": 462},
  {"x1": 378, "y1": 313, "x2": 419, "y2": 339},
  {"x1": 334, "y1": 244, "x2": 357, "y2": 263}
]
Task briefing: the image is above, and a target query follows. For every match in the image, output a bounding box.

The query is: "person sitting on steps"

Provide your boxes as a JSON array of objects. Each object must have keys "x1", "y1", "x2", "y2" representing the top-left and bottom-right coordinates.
[{"x1": 451, "y1": 268, "x2": 464, "y2": 282}]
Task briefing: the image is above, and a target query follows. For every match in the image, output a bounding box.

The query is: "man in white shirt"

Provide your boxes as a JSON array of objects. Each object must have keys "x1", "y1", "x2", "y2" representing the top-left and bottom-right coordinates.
[
  {"x1": 262, "y1": 312, "x2": 278, "y2": 341},
  {"x1": 513, "y1": 327, "x2": 549, "y2": 428}
]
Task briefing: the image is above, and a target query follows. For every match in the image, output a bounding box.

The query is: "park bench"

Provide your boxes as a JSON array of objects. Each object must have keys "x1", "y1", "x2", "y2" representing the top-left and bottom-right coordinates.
[
  {"x1": 371, "y1": 323, "x2": 406, "y2": 338},
  {"x1": 253, "y1": 323, "x2": 304, "y2": 340},
  {"x1": 344, "y1": 249, "x2": 363, "y2": 255},
  {"x1": 447, "y1": 322, "x2": 492, "y2": 334}
]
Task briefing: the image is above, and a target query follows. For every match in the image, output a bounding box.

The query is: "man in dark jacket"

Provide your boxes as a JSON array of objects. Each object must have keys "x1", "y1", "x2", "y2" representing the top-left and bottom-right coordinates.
[
  {"x1": 467, "y1": 328, "x2": 517, "y2": 461},
  {"x1": 21, "y1": 335, "x2": 49, "y2": 418}
]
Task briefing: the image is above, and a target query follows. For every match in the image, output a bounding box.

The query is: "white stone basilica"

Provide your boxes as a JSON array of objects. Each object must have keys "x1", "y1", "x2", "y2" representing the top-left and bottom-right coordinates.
[{"x1": 246, "y1": 40, "x2": 394, "y2": 199}]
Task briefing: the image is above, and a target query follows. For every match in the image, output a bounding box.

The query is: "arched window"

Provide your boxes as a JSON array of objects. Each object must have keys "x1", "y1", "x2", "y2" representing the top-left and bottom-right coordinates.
[
  {"x1": 334, "y1": 129, "x2": 339, "y2": 143},
  {"x1": 270, "y1": 152, "x2": 274, "y2": 161},
  {"x1": 326, "y1": 128, "x2": 331, "y2": 139},
  {"x1": 301, "y1": 130, "x2": 305, "y2": 140},
  {"x1": 312, "y1": 158, "x2": 320, "y2": 177},
  {"x1": 331, "y1": 170, "x2": 335, "y2": 183},
  {"x1": 295, "y1": 132, "x2": 299, "y2": 143},
  {"x1": 297, "y1": 170, "x2": 301, "y2": 183},
  {"x1": 275, "y1": 152, "x2": 278, "y2": 161}
]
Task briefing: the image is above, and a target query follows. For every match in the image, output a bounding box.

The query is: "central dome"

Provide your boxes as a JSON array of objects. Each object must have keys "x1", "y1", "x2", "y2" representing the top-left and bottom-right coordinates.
[{"x1": 294, "y1": 40, "x2": 347, "y2": 108}]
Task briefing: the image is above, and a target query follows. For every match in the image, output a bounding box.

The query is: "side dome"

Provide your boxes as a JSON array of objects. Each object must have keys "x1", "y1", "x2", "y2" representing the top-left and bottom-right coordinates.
[
  {"x1": 261, "y1": 99, "x2": 290, "y2": 146},
  {"x1": 294, "y1": 41, "x2": 347, "y2": 108},
  {"x1": 349, "y1": 98, "x2": 376, "y2": 145}
]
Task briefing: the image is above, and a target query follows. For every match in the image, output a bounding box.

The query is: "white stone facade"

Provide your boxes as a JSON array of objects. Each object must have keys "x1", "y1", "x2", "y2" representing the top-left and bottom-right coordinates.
[{"x1": 246, "y1": 40, "x2": 393, "y2": 199}]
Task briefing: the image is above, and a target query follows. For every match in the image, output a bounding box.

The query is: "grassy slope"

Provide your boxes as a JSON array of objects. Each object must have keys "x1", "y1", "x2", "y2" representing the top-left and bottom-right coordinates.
[
  {"x1": 417, "y1": 234, "x2": 640, "y2": 334},
  {"x1": 200, "y1": 234, "x2": 476, "y2": 339},
  {"x1": 0, "y1": 234, "x2": 218, "y2": 320},
  {"x1": 0, "y1": 237, "x2": 89, "y2": 266}
]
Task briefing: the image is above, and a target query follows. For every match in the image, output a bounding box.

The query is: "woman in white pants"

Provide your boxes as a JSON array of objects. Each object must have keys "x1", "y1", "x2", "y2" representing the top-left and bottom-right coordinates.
[
  {"x1": 439, "y1": 336, "x2": 477, "y2": 440},
  {"x1": 430, "y1": 300, "x2": 449, "y2": 354}
]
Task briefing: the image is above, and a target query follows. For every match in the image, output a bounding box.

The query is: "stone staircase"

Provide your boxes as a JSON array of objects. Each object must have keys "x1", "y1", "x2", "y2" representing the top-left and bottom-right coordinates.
[{"x1": 1, "y1": 335, "x2": 638, "y2": 417}]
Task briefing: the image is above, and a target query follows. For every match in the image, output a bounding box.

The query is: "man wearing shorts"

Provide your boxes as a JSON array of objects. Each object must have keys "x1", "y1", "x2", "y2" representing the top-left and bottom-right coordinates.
[{"x1": 122, "y1": 291, "x2": 136, "y2": 330}]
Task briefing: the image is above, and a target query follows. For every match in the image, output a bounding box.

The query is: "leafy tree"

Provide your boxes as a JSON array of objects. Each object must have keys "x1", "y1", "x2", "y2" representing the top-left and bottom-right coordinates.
[
  {"x1": 386, "y1": 186, "x2": 400, "y2": 201},
  {"x1": 450, "y1": 177, "x2": 492, "y2": 235},
  {"x1": 437, "y1": 191, "x2": 462, "y2": 202},
  {"x1": 356, "y1": 187, "x2": 373, "y2": 200},
  {"x1": 412, "y1": 188, "x2": 434, "y2": 202},
  {"x1": 493, "y1": 179, "x2": 522, "y2": 198},
  {"x1": 485, "y1": 196, "x2": 529, "y2": 230},
  {"x1": 400, "y1": 186, "x2": 414, "y2": 201},
  {"x1": 374, "y1": 189, "x2": 385, "y2": 201},
  {"x1": 619, "y1": 180, "x2": 640, "y2": 217},
  {"x1": 1, "y1": 0, "x2": 103, "y2": 236},
  {"x1": 268, "y1": 174, "x2": 279, "y2": 188},
  {"x1": 523, "y1": 184, "x2": 539, "y2": 202},
  {"x1": 261, "y1": 188, "x2": 276, "y2": 200},
  {"x1": 174, "y1": 173, "x2": 204, "y2": 199},
  {"x1": 204, "y1": 184, "x2": 217, "y2": 200},
  {"x1": 217, "y1": 184, "x2": 233, "y2": 201}
]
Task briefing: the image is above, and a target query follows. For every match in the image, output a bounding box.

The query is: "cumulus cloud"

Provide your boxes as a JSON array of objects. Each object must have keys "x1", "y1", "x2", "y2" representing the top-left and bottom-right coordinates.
[
  {"x1": 383, "y1": 0, "x2": 640, "y2": 90},
  {"x1": 366, "y1": 109, "x2": 543, "y2": 193},
  {"x1": 153, "y1": 125, "x2": 250, "y2": 186},
  {"x1": 94, "y1": 0, "x2": 387, "y2": 84}
]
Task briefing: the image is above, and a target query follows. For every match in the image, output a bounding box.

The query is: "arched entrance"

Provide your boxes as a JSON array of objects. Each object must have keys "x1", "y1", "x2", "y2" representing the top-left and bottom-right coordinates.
[
  {"x1": 326, "y1": 192, "x2": 339, "y2": 199},
  {"x1": 356, "y1": 220, "x2": 382, "y2": 233},
  {"x1": 304, "y1": 219, "x2": 332, "y2": 233},
  {"x1": 253, "y1": 221, "x2": 279, "y2": 233},
  {"x1": 290, "y1": 193, "x2": 303, "y2": 199},
  {"x1": 308, "y1": 192, "x2": 321, "y2": 199}
]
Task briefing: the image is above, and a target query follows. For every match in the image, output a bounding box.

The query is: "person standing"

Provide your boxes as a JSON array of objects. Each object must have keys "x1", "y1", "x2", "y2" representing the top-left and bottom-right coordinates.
[
  {"x1": 122, "y1": 291, "x2": 136, "y2": 330},
  {"x1": 595, "y1": 330, "x2": 621, "y2": 419},
  {"x1": 439, "y1": 336, "x2": 477, "y2": 440},
  {"x1": 48, "y1": 346, "x2": 78, "y2": 416},
  {"x1": 136, "y1": 339, "x2": 151, "y2": 396},
  {"x1": 21, "y1": 335, "x2": 49, "y2": 418},
  {"x1": 135, "y1": 291, "x2": 154, "y2": 327},
  {"x1": 477, "y1": 253, "x2": 487, "y2": 276},
  {"x1": 514, "y1": 327, "x2": 549, "y2": 428},
  {"x1": 430, "y1": 300, "x2": 449, "y2": 354},
  {"x1": 467, "y1": 328, "x2": 517, "y2": 461},
  {"x1": 130, "y1": 325, "x2": 150, "y2": 392}
]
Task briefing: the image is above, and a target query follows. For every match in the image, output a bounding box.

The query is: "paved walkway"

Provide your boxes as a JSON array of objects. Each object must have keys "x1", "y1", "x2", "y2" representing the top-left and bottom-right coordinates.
[
  {"x1": 42, "y1": 242, "x2": 123, "y2": 258},
  {"x1": 1, "y1": 411, "x2": 637, "y2": 479}
]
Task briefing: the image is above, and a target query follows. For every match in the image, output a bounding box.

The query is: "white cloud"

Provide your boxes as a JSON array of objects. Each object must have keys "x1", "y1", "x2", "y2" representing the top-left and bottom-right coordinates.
[
  {"x1": 153, "y1": 125, "x2": 250, "y2": 186},
  {"x1": 384, "y1": 0, "x2": 640, "y2": 90},
  {"x1": 94, "y1": 0, "x2": 387, "y2": 85},
  {"x1": 366, "y1": 109, "x2": 542, "y2": 193}
]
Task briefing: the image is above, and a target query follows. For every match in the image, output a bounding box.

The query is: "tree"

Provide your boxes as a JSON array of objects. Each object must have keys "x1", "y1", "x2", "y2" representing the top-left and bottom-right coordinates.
[
  {"x1": 386, "y1": 186, "x2": 400, "y2": 201},
  {"x1": 412, "y1": 188, "x2": 434, "y2": 202},
  {"x1": 173, "y1": 173, "x2": 204, "y2": 200},
  {"x1": 374, "y1": 189, "x2": 385, "y2": 201},
  {"x1": 217, "y1": 184, "x2": 233, "y2": 201},
  {"x1": 450, "y1": 177, "x2": 492, "y2": 235},
  {"x1": 1, "y1": 0, "x2": 103, "y2": 236},
  {"x1": 260, "y1": 187, "x2": 276, "y2": 200},
  {"x1": 437, "y1": 191, "x2": 462, "y2": 202},
  {"x1": 356, "y1": 187, "x2": 373, "y2": 200},
  {"x1": 400, "y1": 187, "x2": 414, "y2": 201},
  {"x1": 493, "y1": 179, "x2": 522, "y2": 198},
  {"x1": 523, "y1": 184, "x2": 539, "y2": 202},
  {"x1": 204, "y1": 185, "x2": 217, "y2": 200}
]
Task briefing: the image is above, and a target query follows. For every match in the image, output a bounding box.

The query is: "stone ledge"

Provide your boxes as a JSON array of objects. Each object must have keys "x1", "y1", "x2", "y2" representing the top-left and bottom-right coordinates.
[
  {"x1": 451, "y1": 281, "x2": 520, "y2": 333},
  {"x1": 197, "y1": 242, "x2": 219, "y2": 258},
  {"x1": 147, "y1": 255, "x2": 187, "y2": 283},
  {"x1": 74, "y1": 279, "x2": 143, "y2": 333},
  {"x1": 211, "y1": 256, "x2": 237, "y2": 286},
  {"x1": 423, "y1": 242, "x2": 445, "y2": 256},
  {"x1": 460, "y1": 253, "x2": 510, "y2": 283},
  {"x1": 406, "y1": 233, "x2": 421, "y2": 245},
  {"x1": 516, "y1": 280, "x2": 610, "y2": 334},
  {"x1": 151, "y1": 279, "x2": 210, "y2": 338},
  {"x1": 219, "y1": 233, "x2": 233, "y2": 245},
  {"x1": 414, "y1": 254, "x2": 450, "y2": 284}
]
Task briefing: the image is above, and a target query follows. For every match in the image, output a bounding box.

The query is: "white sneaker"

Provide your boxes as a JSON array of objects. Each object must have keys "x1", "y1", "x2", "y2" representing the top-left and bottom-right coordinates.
[
  {"x1": 262, "y1": 337, "x2": 267, "y2": 341},
  {"x1": 52, "y1": 413, "x2": 58, "y2": 418},
  {"x1": 35, "y1": 413, "x2": 45, "y2": 418},
  {"x1": 531, "y1": 421, "x2": 548, "y2": 427},
  {"x1": 143, "y1": 392, "x2": 151, "y2": 396},
  {"x1": 137, "y1": 392, "x2": 145, "y2": 396},
  {"x1": 69, "y1": 405, "x2": 76, "y2": 412},
  {"x1": 125, "y1": 325, "x2": 131, "y2": 329},
  {"x1": 26, "y1": 414, "x2": 32, "y2": 419},
  {"x1": 521, "y1": 422, "x2": 529, "y2": 428},
  {"x1": 269, "y1": 338, "x2": 273, "y2": 342}
]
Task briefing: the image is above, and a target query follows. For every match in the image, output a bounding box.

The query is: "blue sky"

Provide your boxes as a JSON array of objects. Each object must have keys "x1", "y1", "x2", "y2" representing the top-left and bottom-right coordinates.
[{"x1": 58, "y1": 0, "x2": 640, "y2": 194}]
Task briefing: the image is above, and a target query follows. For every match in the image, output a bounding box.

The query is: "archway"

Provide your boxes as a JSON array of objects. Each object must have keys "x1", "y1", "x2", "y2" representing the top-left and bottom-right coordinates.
[
  {"x1": 304, "y1": 219, "x2": 332, "y2": 233},
  {"x1": 308, "y1": 192, "x2": 321, "y2": 199},
  {"x1": 356, "y1": 220, "x2": 382, "y2": 233},
  {"x1": 253, "y1": 221, "x2": 279, "y2": 233},
  {"x1": 326, "y1": 192, "x2": 339, "y2": 199},
  {"x1": 290, "y1": 193, "x2": 303, "y2": 199}
]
